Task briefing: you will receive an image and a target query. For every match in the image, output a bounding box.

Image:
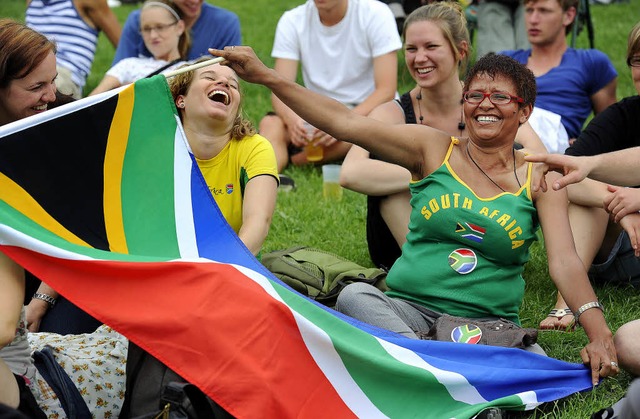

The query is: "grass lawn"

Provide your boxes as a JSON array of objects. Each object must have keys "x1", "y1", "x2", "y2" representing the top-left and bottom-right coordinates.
[{"x1": 2, "y1": 0, "x2": 640, "y2": 416}]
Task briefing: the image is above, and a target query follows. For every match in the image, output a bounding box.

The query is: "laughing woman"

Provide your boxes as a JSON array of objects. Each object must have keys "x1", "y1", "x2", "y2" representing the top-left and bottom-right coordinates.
[
  {"x1": 169, "y1": 59, "x2": 278, "y2": 255},
  {"x1": 214, "y1": 46, "x2": 617, "y2": 386}
]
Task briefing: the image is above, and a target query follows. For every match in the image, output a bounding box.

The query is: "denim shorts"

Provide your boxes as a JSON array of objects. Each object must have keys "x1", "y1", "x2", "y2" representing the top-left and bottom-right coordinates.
[{"x1": 589, "y1": 231, "x2": 640, "y2": 288}]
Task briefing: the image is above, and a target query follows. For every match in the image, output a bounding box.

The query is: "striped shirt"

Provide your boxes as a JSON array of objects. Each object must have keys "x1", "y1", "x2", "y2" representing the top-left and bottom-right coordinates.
[{"x1": 26, "y1": 0, "x2": 99, "y2": 89}]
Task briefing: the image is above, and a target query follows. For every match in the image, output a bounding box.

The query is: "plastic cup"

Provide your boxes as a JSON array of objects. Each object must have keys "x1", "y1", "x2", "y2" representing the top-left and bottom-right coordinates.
[
  {"x1": 322, "y1": 164, "x2": 343, "y2": 201},
  {"x1": 303, "y1": 122, "x2": 323, "y2": 162}
]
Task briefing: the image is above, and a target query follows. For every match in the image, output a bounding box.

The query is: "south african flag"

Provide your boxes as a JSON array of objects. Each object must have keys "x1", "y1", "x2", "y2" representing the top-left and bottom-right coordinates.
[{"x1": 0, "y1": 76, "x2": 597, "y2": 418}]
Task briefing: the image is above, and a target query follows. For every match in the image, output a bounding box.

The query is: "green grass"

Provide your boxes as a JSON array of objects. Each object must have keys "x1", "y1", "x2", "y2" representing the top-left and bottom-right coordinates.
[{"x1": 2, "y1": 0, "x2": 640, "y2": 416}]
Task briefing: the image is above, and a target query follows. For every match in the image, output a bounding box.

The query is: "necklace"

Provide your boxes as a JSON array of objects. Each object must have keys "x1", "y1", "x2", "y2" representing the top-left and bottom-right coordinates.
[
  {"x1": 466, "y1": 141, "x2": 522, "y2": 193},
  {"x1": 416, "y1": 88, "x2": 465, "y2": 135}
]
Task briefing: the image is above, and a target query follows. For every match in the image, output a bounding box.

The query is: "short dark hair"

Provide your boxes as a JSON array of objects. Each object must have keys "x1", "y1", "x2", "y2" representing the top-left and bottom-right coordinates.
[
  {"x1": 524, "y1": 0, "x2": 579, "y2": 35},
  {"x1": 463, "y1": 53, "x2": 536, "y2": 108}
]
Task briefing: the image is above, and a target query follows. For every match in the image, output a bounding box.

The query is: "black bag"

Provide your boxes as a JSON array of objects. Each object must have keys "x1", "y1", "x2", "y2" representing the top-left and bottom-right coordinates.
[
  {"x1": 261, "y1": 246, "x2": 388, "y2": 307},
  {"x1": 418, "y1": 314, "x2": 538, "y2": 349},
  {"x1": 121, "y1": 342, "x2": 234, "y2": 419}
]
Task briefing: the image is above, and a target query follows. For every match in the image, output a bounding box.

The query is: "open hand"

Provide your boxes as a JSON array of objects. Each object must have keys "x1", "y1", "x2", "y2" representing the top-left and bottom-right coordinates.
[
  {"x1": 525, "y1": 153, "x2": 595, "y2": 191},
  {"x1": 208, "y1": 46, "x2": 276, "y2": 86}
]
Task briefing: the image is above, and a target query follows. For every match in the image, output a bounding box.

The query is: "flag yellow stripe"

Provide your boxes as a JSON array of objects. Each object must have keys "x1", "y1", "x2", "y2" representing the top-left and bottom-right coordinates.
[
  {"x1": 104, "y1": 86, "x2": 134, "y2": 253},
  {"x1": 0, "y1": 173, "x2": 89, "y2": 247}
]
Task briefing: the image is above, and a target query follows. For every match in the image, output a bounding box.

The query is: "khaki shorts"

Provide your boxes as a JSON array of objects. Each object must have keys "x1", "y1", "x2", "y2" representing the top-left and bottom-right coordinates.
[{"x1": 55, "y1": 65, "x2": 82, "y2": 99}]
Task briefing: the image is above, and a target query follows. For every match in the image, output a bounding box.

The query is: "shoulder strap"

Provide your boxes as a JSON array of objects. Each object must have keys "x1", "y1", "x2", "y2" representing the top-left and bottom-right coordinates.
[
  {"x1": 398, "y1": 91, "x2": 417, "y2": 124},
  {"x1": 145, "y1": 59, "x2": 182, "y2": 78},
  {"x1": 33, "y1": 346, "x2": 92, "y2": 419}
]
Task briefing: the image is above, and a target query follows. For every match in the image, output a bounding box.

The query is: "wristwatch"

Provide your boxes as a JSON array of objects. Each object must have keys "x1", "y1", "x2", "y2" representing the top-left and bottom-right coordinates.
[{"x1": 32, "y1": 293, "x2": 57, "y2": 307}]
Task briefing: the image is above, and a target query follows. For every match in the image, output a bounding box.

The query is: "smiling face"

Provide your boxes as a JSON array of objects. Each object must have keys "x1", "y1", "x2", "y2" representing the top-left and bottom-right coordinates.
[
  {"x1": 404, "y1": 20, "x2": 461, "y2": 89},
  {"x1": 0, "y1": 50, "x2": 57, "y2": 126},
  {"x1": 175, "y1": 63, "x2": 241, "y2": 130},
  {"x1": 464, "y1": 73, "x2": 531, "y2": 144},
  {"x1": 140, "y1": 6, "x2": 184, "y2": 62}
]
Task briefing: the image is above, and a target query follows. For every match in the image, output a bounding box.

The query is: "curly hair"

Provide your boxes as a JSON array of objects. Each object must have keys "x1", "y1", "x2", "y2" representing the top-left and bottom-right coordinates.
[
  {"x1": 402, "y1": 1, "x2": 471, "y2": 74},
  {"x1": 0, "y1": 18, "x2": 56, "y2": 89},
  {"x1": 463, "y1": 53, "x2": 536, "y2": 108},
  {"x1": 168, "y1": 58, "x2": 256, "y2": 141}
]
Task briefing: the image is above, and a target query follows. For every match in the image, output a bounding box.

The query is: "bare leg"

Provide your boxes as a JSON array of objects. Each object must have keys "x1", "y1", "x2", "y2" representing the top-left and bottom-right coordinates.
[
  {"x1": 379, "y1": 190, "x2": 411, "y2": 248},
  {"x1": 259, "y1": 114, "x2": 290, "y2": 172},
  {"x1": 540, "y1": 204, "x2": 609, "y2": 330},
  {"x1": 0, "y1": 359, "x2": 19, "y2": 408},
  {"x1": 614, "y1": 319, "x2": 640, "y2": 376}
]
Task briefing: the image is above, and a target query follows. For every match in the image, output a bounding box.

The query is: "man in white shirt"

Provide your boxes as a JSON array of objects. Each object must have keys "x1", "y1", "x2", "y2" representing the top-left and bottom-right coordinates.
[{"x1": 260, "y1": 0, "x2": 402, "y2": 172}]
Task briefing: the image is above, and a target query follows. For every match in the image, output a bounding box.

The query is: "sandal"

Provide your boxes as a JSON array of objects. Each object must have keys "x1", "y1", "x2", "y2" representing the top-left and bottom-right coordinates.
[{"x1": 540, "y1": 308, "x2": 576, "y2": 331}]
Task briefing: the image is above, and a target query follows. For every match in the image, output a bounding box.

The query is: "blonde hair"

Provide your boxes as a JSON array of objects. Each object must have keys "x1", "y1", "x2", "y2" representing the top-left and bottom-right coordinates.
[
  {"x1": 168, "y1": 58, "x2": 256, "y2": 140},
  {"x1": 402, "y1": 2, "x2": 470, "y2": 74},
  {"x1": 627, "y1": 22, "x2": 640, "y2": 66},
  {"x1": 0, "y1": 18, "x2": 56, "y2": 88},
  {"x1": 141, "y1": 0, "x2": 191, "y2": 60}
]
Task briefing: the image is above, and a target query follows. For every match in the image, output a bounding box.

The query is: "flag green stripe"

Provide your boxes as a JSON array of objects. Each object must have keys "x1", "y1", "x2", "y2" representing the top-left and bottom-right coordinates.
[
  {"x1": 120, "y1": 76, "x2": 181, "y2": 257},
  {"x1": 0, "y1": 173, "x2": 89, "y2": 248},
  {"x1": 274, "y1": 284, "x2": 495, "y2": 417}
]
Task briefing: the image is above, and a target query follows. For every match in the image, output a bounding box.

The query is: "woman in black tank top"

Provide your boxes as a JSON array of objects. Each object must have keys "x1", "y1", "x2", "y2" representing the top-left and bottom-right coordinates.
[{"x1": 340, "y1": 3, "x2": 470, "y2": 270}]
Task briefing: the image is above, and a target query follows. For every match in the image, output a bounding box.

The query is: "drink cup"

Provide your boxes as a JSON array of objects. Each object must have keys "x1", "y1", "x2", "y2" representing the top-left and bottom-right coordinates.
[
  {"x1": 303, "y1": 122, "x2": 323, "y2": 162},
  {"x1": 322, "y1": 164, "x2": 343, "y2": 201}
]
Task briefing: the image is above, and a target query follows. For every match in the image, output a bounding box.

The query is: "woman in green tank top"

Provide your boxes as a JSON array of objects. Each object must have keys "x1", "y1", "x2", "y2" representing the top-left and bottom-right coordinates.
[{"x1": 215, "y1": 45, "x2": 619, "y2": 386}]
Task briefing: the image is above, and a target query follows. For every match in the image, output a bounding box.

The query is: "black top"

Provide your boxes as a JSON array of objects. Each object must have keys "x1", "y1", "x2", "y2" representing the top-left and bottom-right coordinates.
[
  {"x1": 366, "y1": 91, "x2": 416, "y2": 270},
  {"x1": 566, "y1": 96, "x2": 640, "y2": 156}
]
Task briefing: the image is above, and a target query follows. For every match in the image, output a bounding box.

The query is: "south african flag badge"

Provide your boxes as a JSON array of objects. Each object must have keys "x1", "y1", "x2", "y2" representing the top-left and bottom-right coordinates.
[
  {"x1": 451, "y1": 324, "x2": 483, "y2": 344},
  {"x1": 448, "y1": 248, "x2": 477, "y2": 274}
]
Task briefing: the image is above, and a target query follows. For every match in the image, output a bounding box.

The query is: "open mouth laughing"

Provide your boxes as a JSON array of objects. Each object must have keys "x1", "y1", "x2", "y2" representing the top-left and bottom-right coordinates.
[{"x1": 207, "y1": 90, "x2": 230, "y2": 105}]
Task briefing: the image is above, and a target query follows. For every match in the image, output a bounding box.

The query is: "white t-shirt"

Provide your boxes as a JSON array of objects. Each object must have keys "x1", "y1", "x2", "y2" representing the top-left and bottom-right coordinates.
[
  {"x1": 272, "y1": 0, "x2": 401, "y2": 105},
  {"x1": 106, "y1": 56, "x2": 185, "y2": 85}
]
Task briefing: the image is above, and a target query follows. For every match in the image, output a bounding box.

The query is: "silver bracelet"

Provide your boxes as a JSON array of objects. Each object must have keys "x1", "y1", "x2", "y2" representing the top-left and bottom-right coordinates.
[
  {"x1": 32, "y1": 293, "x2": 57, "y2": 307},
  {"x1": 575, "y1": 301, "x2": 604, "y2": 326}
]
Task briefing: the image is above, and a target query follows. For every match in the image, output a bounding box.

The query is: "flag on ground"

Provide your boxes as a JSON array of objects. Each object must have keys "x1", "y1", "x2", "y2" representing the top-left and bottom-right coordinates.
[{"x1": 0, "y1": 76, "x2": 594, "y2": 419}]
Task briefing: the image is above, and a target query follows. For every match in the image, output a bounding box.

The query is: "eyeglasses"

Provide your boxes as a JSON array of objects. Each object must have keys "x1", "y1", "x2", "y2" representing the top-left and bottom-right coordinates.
[
  {"x1": 463, "y1": 91, "x2": 524, "y2": 105},
  {"x1": 627, "y1": 56, "x2": 640, "y2": 68},
  {"x1": 139, "y1": 21, "x2": 178, "y2": 36}
]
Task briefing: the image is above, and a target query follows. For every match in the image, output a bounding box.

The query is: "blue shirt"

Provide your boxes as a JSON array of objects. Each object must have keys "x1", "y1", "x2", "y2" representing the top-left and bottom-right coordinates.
[
  {"x1": 501, "y1": 48, "x2": 617, "y2": 139},
  {"x1": 112, "y1": 3, "x2": 241, "y2": 65}
]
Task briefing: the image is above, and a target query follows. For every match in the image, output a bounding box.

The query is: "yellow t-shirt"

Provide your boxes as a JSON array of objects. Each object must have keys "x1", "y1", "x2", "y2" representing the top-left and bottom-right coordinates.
[{"x1": 196, "y1": 134, "x2": 278, "y2": 233}]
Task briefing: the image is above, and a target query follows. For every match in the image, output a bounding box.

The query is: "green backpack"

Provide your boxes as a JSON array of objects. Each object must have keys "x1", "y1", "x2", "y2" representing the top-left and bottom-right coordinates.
[{"x1": 261, "y1": 246, "x2": 388, "y2": 307}]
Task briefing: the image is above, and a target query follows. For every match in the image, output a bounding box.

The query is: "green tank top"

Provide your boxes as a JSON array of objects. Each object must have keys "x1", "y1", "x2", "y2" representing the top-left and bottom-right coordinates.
[{"x1": 386, "y1": 138, "x2": 539, "y2": 324}]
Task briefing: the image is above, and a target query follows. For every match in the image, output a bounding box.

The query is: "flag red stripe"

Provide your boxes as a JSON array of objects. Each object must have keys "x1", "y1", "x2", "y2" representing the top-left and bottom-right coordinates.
[{"x1": 4, "y1": 245, "x2": 356, "y2": 418}]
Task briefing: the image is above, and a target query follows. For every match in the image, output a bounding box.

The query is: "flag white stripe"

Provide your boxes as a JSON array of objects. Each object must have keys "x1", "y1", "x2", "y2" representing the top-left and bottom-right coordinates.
[
  {"x1": 378, "y1": 339, "x2": 488, "y2": 405},
  {"x1": 230, "y1": 264, "x2": 387, "y2": 418},
  {"x1": 0, "y1": 85, "x2": 127, "y2": 139},
  {"x1": 172, "y1": 119, "x2": 199, "y2": 259}
]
